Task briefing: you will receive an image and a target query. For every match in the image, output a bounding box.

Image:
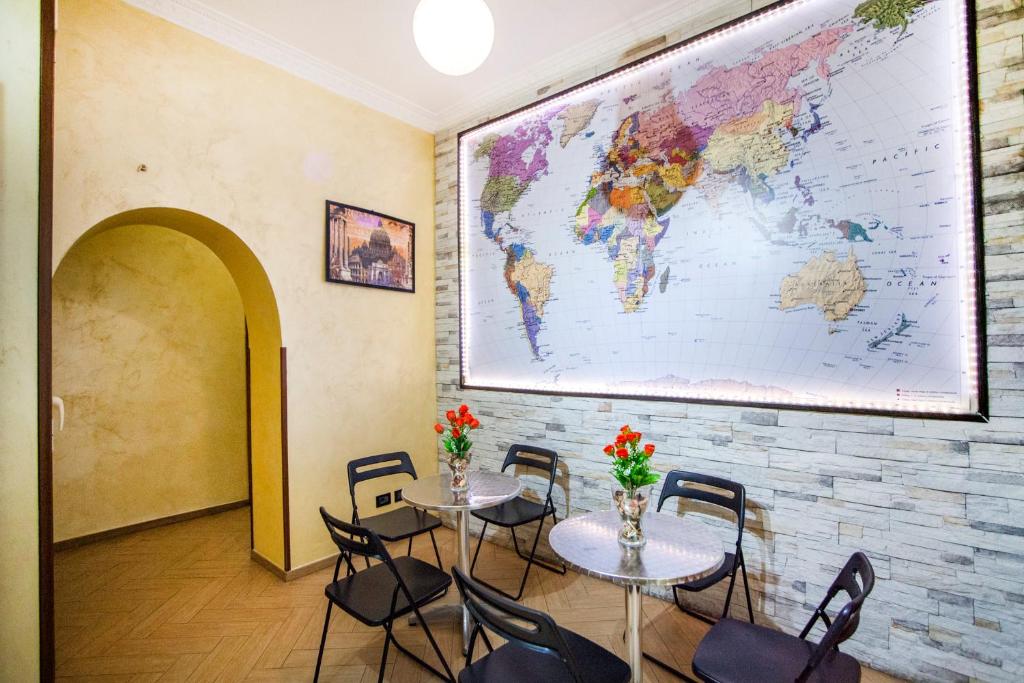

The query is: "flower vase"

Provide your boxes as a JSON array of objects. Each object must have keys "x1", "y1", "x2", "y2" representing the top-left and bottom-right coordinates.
[
  {"x1": 448, "y1": 453, "x2": 471, "y2": 492},
  {"x1": 612, "y1": 485, "x2": 651, "y2": 548}
]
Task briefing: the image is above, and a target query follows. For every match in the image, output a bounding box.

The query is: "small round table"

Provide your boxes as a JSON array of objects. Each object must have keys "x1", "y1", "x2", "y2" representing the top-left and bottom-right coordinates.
[
  {"x1": 402, "y1": 470, "x2": 521, "y2": 652},
  {"x1": 549, "y1": 510, "x2": 724, "y2": 683}
]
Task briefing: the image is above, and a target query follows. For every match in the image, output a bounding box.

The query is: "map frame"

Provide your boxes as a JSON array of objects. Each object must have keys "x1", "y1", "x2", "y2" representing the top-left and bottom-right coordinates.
[{"x1": 456, "y1": 0, "x2": 988, "y2": 421}]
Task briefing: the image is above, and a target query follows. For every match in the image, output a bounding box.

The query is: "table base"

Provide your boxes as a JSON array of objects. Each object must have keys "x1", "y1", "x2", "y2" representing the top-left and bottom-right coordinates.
[
  {"x1": 642, "y1": 651, "x2": 699, "y2": 682},
  {"x1": 408, "y1": 509, "x2": 472, "y2": 654},
  {"x1": 625, "y1": 586, "x2": 701, "y2": 683}
]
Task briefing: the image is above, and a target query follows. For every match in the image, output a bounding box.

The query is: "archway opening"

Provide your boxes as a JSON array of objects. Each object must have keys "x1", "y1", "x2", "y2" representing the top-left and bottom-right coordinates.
[{"x1": 53, "y1": 208, "x2": 287, "y2": 569}]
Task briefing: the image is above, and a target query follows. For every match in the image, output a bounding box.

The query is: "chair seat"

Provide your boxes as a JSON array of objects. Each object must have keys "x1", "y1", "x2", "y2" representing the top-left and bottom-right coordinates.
[
  {"x1": 359, "y1": 506, "x2": 441, "y2": 541},
  {"x1": 677, "y1": 552, "x2": 734, "y2": 592},
  {"x1": 325, "y1": 556, "x2": 451, "y2": 627},
  {"x1": 471, "y1": 496, "x2": 548, "y2": 527},
  {"x1": 692, "y1": 618, "x2": 861, "y2": 683},
  {"x1": 459, "y1": 626, "x2": 630, "y2": 683}
]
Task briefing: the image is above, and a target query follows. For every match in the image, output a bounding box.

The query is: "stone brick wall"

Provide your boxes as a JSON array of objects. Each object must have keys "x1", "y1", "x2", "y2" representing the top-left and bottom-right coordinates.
[{"x1": 432, "y1": 1, "x2": 1024, "y2": 680}]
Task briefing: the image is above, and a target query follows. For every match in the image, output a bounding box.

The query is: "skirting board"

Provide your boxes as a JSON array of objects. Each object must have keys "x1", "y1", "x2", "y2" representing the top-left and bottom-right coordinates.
[
  {"x1": 251, "y1": 548, "x2": 339, "y2": 582},
  {"x1": 53, "y1": 499, "x2": 250, "y2": 552}
]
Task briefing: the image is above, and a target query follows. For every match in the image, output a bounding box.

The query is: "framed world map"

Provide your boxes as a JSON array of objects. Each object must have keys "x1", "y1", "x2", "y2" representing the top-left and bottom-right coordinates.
[{"x1": 457, "y1": 0, "x2": 985, "y2": 419}]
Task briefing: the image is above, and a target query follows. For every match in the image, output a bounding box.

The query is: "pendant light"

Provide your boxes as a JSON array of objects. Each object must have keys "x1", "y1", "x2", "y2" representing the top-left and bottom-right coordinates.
[{"x1": 413, "y1": 0, "x2": 494, "y2": 76}]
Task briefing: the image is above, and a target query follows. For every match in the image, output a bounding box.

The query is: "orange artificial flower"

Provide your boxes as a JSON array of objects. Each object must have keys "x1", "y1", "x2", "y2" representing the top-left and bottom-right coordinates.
[
  {"x1": 603, "y1": 444, "x2": 614, "y2": 455},
  {"x1": 459, "y1": 404, "x2": 469, "y2": 415},
  {"x1": 615, "y1": 448, "x2": 629, "y2": 458},
  {"x1": 434, "y1": 423, "x2": 444, "y2": 434},
  {"x1": 631, "y1": 432, "x2": 642, "y2": 443},
  {"x1": 644, "y1": 443, "x2": 655, "y2": 456},
  {"x1": 620, "y1": 424, "x2": 631, "y2": 433}
]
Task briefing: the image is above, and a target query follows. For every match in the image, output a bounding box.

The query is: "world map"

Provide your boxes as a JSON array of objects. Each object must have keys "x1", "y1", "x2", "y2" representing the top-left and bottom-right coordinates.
[{"x1": 458, "y1": 0, "x2": 981, "y2": 416}]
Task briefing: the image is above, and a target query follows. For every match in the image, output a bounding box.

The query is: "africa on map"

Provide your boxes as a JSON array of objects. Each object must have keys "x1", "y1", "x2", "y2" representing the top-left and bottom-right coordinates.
[{"x1": 458, "y1": 0, "x2": 982, "y2": 416}]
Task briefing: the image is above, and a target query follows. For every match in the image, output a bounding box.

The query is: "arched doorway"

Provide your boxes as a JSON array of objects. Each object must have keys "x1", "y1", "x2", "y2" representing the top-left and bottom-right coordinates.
[{"x1": 54, "y1": 208, "x2": 288, "y2": 570}]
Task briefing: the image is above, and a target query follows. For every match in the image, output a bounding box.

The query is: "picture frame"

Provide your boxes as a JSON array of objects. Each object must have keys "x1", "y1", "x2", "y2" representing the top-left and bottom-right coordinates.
[{"x1": 325, "y1": 200, "x2": 415, "y2": 293}]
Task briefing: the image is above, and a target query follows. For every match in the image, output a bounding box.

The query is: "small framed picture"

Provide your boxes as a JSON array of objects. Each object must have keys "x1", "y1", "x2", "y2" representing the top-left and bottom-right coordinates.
[{"x1": 325, "y1": 201, "x2": 415, "y2": 293}]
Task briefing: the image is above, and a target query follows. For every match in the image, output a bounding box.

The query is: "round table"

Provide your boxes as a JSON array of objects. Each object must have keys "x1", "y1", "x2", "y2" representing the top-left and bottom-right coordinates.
[
  {"x1": 402, "y1": 470, "x2": 521, "y2": 651},
  {"x1": 549, "y1": 510, "x2": 724, "y2": 683}
]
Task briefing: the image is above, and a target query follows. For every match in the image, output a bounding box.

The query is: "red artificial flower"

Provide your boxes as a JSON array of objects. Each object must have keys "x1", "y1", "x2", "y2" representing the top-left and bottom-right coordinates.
[
  {"x1": 620, "y1": 424, "x2": 631, "y2": 434},
  {"x1": 631, "y1": 432, "x2": 642, "y2": 443},
  {"x1": 644, "y1": 443, "x2": 655, "y2": 456},
  {"x1": 446, "y1": 410, "x2": 456, "y2": 422},
  {"x1": 459, "y1": 404, "x2": 469, "y2": 415},
  {"x1": 455, "y1": 416, "x2": 465, "y2": 427},
  {"x1": 470, "y1": 418, "x2": 480, "y2": 429},
  {"x1": 452, "y1": 428, "x2": 461, "y2": 438},
  {"x1": 616, "y1": 448, "x2": 629, "y2": 458},
  {"x1": 603, "y1": 444, "x2": 614, "y2": 455},
  {"x1": 615, "y1": 434, "x2": 627, "y2": 446},
  {"x1": 434, "y1": 423, "x2": 444, "y2": 434}
]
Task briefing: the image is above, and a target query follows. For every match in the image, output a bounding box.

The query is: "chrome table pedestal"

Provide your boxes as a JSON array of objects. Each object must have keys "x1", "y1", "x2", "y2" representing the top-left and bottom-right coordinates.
[
  {"x1": 401, "y1": 471, "x2": 521, "y2": 654},
  {"x1": 549, "y1": 510, "x2": 724, "y2": 683}
]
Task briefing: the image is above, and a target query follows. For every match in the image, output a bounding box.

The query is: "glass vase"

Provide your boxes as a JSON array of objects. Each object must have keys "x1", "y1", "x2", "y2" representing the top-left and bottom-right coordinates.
[
  {"x1": 612, "y1": 484, "x2": 651, "y2": 548},
  {"x1": 448, "y1": 452, "x2": 471, "y2": 492}
]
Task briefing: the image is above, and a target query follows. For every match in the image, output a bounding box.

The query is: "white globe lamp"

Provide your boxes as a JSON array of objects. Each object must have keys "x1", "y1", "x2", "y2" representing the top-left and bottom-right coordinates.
[{"x1": 413, "y1": 0, "x2": 494, "y2": 76}]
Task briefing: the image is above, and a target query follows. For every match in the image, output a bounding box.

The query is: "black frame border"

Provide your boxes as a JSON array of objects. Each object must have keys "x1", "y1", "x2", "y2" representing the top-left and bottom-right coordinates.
[
  {"x1": 455, "y1": 0, "x2": 988, "y2": 422},
  {"x1": 324, "y1": 200, "x2": 416, "y2": 294}
]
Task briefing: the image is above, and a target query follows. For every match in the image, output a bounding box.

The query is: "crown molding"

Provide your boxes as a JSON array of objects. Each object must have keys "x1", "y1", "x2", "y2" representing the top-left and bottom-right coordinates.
[
  {"x1": 123, "y1": 0, "x2": 731, "y2": 134},
  {"x1": 123, "y1": 0, "x2": 442, "y2": 131}
]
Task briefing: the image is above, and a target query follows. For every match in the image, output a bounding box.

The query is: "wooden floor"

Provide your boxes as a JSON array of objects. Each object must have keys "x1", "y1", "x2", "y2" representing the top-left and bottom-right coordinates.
[{"x1": 56, "y1": 507, "x2": 901, "y2": 682}]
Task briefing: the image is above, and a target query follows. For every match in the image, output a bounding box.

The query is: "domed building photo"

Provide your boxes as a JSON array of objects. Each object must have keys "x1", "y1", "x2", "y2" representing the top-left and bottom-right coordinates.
[{"x1": 326, "y1": 202, "x2": 414, "y2": 292}]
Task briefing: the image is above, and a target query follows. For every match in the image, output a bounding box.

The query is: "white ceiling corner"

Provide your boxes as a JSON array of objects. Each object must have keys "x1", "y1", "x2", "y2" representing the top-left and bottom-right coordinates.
[{"x1": 121, "y1": 0, "x2": 714, "y2": 133}]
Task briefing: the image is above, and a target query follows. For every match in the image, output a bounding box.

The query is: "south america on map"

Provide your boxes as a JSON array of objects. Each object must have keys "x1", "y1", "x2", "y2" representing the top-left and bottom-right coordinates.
[{"x1": 460, "y1": 0, "x2": 979, "y2": 415}]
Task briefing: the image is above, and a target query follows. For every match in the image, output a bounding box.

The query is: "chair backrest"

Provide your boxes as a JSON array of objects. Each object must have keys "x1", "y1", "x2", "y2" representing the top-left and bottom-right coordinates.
[
  {"x1": 347, "y1": 451, "x2": 418, "y2": 509},
  {"x1": 657, "y1": 470, "x2": 746, "y2": 545},
  {"x1": 452, "y1": 566, "x2": 585, "y2": 682},
  {"x1": 319, "y1": 506, "x2": 389, "y2": 566},
  {"x1": 501, "y1": 444, "x2": 559, "y2": 499},
  {"x1": 797, "y1": 552, "x2": 875, "y2": 681}
]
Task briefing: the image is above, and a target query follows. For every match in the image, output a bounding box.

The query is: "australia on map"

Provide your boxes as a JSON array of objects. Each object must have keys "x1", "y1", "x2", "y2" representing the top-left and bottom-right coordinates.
[{"x1": 458, "y1": 0, "x2": 981, "y2": 416}]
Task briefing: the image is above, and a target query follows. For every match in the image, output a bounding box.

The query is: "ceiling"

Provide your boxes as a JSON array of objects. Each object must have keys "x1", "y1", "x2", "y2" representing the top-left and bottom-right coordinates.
[{"x1": 125, "y1": 0, "x2": 697, "y2": 131}]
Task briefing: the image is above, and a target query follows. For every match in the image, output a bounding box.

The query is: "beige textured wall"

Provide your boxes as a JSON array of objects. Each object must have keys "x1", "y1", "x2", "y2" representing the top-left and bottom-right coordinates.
[
  {"x1": 53, "y1": 224, "x2": 248, "y2": 542},
  {"x1": 55, "y1": 0, "x2": 437, "y2": 568},
  {"x1": 0, "y1": 0, "x2": 41, "y2": 677}
]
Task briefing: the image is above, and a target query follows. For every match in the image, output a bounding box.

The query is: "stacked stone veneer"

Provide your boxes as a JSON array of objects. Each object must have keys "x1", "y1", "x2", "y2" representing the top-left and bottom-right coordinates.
[{"x1": 433, "y1": 0, "x2": 1024, "y2": 680}]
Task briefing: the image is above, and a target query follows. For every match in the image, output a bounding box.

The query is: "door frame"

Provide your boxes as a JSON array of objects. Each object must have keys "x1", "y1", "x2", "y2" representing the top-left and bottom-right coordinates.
[{"x1": 38, "y1": 0, "x2": 56, "y2": 679}]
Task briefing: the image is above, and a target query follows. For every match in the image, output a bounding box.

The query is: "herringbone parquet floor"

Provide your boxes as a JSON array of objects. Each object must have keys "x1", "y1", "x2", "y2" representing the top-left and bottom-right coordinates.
[{"x1": 55, "y1": 507, "x2": 900, "y2": 682}]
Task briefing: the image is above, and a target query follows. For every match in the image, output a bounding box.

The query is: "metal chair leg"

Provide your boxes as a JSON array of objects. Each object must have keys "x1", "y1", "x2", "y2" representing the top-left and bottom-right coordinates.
[
  {"x1": 405, "y1": 602, "x2": 456, "y2": 681},
  {"x1": 428, "y1": 528, "x2": 444, "y2": 570},
  {"x1": 377, "y1": 622, "x2": 393, "y2": 683},
  {"x1": 509, "y1": 513, "x2": 566, "y2": 575},
  {"x1": 471, "y1": 512, "x2": 564, "y2": 601},
  {"x1": 313, "y1": 601, "x2": 332, "y2": 683},
  {"x1": 722, "y1": 566, "x2": 738, "y2": 619},
  {"x1": 470, "y1": 520, "x2": 489, "y2": 574},
  {"x1": 740, "y1": 552, "x2": 755, "y2": 623}
]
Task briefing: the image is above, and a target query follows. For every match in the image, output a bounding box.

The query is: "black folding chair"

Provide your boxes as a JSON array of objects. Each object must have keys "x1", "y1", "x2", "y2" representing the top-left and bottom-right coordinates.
[
  {"x1": 348, "y1": 451, "x2": 443, "y2": 570},
  {"x1": 658, "y1": 470, "x2": 754, "y2": 624},
  {"x1": 692, "y1": 552, "x2": 875, "y2": 683},
  {"x1": 314, "y1": 507, "x2": 455, "y2": 683},
  {"x1": 452, "y1": 566, "x2": 631, "y2": 683},
  {"x1": 469, "y1": 444, "x2": 566, "y2": 600}
]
